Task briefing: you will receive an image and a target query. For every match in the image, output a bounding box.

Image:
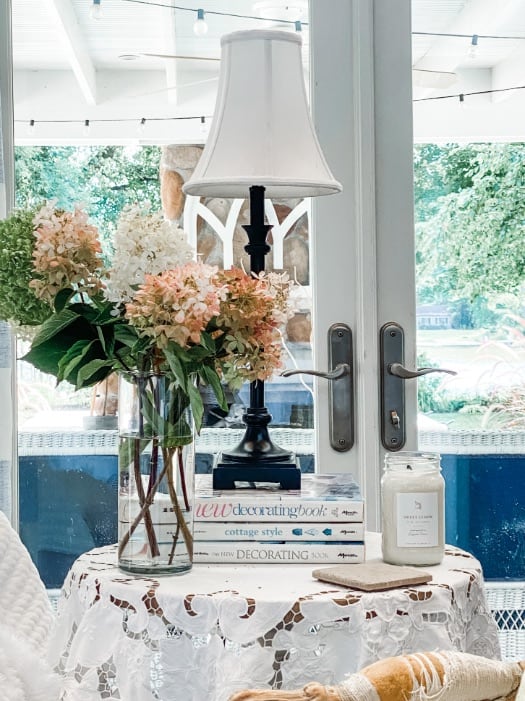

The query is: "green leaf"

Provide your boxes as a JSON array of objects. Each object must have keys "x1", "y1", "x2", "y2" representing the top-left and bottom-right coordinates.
[
  {"x1": 113, "y1": 324, "x2": 140, "y2": 347},
  {"x1": 199, "y1": 330, "x2": 217, "y2": 353},
  {"x1": 166, "y1": 341, "x2": 193, "y2": 363},
  {"x1": 164, "y1": 348, "x2": 188, "y2": 390},
  {"x1": 57, "y1": 339, "x2": 95, "y2": 382},
  {"x1": 200, "y1": 365, "x2": 228, "y2": 412},
  {"x1": 186, "y1": 345, "x2": 213, "y2": 362},
  {"x1": 30, "y1": 309, "x2": 80, "y2": 348},
  {"x1": 54, "y1": 288, "x2": 75, "y2": 313},
  {"x1": 76, "y1": 358, "x2": 115, "y2": 388},
  {"x1": 187, "y1": 381, "x2": 204, "y2": 434}
]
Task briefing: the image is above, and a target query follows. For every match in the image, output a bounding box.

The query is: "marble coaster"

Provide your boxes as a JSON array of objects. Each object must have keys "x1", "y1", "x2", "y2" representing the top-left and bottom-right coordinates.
[{"x1": 312, "y1": 561, "x2": 432, "y2": 591}]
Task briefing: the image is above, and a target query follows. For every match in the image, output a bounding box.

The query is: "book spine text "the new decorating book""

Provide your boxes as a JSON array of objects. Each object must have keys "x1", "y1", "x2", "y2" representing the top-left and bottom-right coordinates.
[
  {"x1": 194, "y1": 500, "x2": 363, "y2": 522},
  {"x1": 193, "y1": 541, "x2": 365, "y2": 563},
  {"x1": 194, "y1": 522, "x2": 365, "y2": 541}
]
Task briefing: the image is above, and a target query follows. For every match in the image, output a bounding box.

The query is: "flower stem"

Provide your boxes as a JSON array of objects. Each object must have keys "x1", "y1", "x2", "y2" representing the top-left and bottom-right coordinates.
[
  {"x1": 118, "y1": 437, "x2": 162, "y2": 560},
  {"x1": 118, "y1": 455, "x2": 169, "y2": 559},
  {"x1": 164, "y1": 446, "x2": 193, "y2": 562}
]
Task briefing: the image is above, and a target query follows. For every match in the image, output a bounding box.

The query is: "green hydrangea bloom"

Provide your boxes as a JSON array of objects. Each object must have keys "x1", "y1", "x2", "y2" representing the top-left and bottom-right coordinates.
[{"x1": 0, "y1": 207, "x2": 52, "y2": 327}]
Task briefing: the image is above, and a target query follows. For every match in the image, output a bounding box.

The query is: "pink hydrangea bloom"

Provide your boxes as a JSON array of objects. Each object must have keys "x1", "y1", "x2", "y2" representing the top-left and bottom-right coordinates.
[
  {"x1": 30, "y1": 201, "x2": 104, "y2": 302},
  {"x1": 125, "y1": 261, "x2": 225, "y2": 349}
]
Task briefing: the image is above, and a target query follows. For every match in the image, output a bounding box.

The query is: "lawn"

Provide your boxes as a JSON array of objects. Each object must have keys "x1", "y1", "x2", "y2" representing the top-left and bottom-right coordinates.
[
  {"x1": 417, "y1": 328, "x2": 525, "y2": 430},
  {"x1": 424, "y1": 412, "x2": 487, "y2": 430}
]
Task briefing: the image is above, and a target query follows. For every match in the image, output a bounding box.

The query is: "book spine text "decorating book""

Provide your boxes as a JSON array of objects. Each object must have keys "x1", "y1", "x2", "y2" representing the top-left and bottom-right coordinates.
[
  {"x1": 193, "y1": 541, "x2": 365, "y2": 563},
  {"x1": 194, "y1": 522, "x2": 365, "y2": 542}
]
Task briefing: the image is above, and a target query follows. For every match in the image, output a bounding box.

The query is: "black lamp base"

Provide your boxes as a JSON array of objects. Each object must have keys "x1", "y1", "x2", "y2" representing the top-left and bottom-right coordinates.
[
  {"x1": 212, "y1": 406, "x2": 302, "y2": 490},
  {"x1": 212, "y1": 453, "x2": 301, "y2": 490}
]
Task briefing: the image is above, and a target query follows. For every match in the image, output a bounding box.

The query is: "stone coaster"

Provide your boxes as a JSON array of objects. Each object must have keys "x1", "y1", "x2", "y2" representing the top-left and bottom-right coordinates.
[{"x1": 312, "y1": 561, "x2": 432, "y2": 591}]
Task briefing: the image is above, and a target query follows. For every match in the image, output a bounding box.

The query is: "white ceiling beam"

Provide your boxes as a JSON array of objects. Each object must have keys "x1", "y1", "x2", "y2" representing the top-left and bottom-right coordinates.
[
  {"x1": 42, "y1": 0, "x2": 97, "y2": 105},
  {"x1": 163, "y1": 5, "x2": 179, "y2": 105}
]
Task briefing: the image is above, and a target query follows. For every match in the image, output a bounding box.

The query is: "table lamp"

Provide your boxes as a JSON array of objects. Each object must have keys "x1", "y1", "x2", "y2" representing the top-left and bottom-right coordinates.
[{"x1": 183, "y1": 29, "x2": 341, "y2": 489}]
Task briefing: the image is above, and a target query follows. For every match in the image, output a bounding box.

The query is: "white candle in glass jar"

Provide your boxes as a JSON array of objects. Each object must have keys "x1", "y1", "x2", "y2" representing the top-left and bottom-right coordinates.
[{"x1": 381, "y1": 451, "x2": 445, "y2": 566}]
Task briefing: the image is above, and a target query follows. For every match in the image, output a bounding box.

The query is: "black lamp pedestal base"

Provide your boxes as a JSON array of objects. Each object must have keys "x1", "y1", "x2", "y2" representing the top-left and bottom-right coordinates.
[
  {"x1": 212, "y1": 454, "x2": 301, "y2": 490},
  {"x1": 212, "y1": 405, "x2": 301, "y2": 490}
]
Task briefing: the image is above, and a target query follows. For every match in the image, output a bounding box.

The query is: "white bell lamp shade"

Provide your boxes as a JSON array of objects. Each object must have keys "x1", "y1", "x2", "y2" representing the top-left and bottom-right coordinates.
[{"x1": 183, "y1": 29, "x2": 342, "y2": 199}]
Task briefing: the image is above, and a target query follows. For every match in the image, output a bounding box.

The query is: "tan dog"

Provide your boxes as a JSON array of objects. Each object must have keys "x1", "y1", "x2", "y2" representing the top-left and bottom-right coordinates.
[{"x1": 230, "y1": 651, "x2": 525, "y2": 701}]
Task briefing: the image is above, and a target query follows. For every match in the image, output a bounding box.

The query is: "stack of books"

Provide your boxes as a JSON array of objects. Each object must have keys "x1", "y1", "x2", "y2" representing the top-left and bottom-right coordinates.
[{"x1": 193, "y1": 473, "x2": 365, "y2": 564}]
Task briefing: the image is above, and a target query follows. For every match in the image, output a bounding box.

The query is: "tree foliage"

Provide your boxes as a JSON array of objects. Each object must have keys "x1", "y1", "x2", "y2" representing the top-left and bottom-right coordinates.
[
  {"x1": 15, "y1": 145, "x2": 162, "y2": 258},
  {"x1": 415, "y1": 143, "x2": 525, "y2": 306}
]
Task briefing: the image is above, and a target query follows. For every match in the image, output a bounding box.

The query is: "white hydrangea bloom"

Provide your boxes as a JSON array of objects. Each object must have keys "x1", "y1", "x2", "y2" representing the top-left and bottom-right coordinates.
[{"x1": 105, "y1": 203, "x2": 194, "y2": 303}]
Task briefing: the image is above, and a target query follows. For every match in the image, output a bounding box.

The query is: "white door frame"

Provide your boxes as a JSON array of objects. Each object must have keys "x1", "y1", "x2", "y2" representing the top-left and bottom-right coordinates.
[
  {"x1": 310, "y1": 0, "x2": 417, "y2": 530},
  {"x1": 0, "y1": 0, "x2": 18, "y2": 528}
]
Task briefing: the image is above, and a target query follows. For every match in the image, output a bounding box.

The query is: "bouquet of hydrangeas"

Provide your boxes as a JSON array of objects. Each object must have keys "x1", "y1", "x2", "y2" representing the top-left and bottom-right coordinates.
[
  {"x1": 0, "y1": 200, "x2": 294, "y2": 572},
  {"x1": 0, "y1": 200, "x2": 293, "y2": 415}
]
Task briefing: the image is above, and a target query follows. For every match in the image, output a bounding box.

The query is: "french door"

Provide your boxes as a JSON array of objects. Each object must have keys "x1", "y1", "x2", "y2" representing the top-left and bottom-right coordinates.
[{"x1": 310, "y1": 0, "x2": 417, "y2": 530}]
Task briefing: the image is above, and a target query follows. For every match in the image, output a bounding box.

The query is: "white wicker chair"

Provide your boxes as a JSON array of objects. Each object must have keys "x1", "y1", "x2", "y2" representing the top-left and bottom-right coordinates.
[
  {"x1": 0, "y1": 510, "x2": 60, "y2": 701},
  {"x1": 485, "y1": 583, "x2": 525, "y2": 663}
]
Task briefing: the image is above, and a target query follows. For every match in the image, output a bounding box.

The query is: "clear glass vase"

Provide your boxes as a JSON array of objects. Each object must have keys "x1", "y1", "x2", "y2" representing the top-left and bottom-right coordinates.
[{"x1": 117, "y1": 371, "x2": 194, "y2": 575}]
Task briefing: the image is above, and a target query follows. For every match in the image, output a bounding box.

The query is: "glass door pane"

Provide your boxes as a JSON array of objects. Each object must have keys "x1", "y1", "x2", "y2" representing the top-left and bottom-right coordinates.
[{"x1": 412, "y1": 0, "x2": 525, "y2": 582}]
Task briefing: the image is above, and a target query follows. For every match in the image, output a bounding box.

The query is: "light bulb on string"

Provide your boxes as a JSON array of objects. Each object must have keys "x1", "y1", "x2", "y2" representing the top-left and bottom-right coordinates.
[
  {"x1": 138, "y1": 117, "x2": 146, "y2": 134},
  {"x1": 193, "y1": 9, "x2": 208, "y2": 36},
  {"x1": 28, "y1": 119, "x2": 35, "y2": 136},
  {"x1": 83, "y1": 119, "x2": 91, "y2": 136},
  {"x1": 459, "y1": 93, "x2": 465, "y2": 104},
  {"x1": 199, "y1": 116, "x2": 207, "y2": 136},
  {"x1": 468, "y1": 34, "x2": 479, "y2": 59},
  {"x1": 295, "y1": 21, "x2": 302, "y2": 32},
  {"x1": 91, "y1": 0, "x2": 102, "y2": 20}
]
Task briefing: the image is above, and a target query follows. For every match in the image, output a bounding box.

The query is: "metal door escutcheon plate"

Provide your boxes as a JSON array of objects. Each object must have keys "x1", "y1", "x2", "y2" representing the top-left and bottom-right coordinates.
[
  {"x1": 328, "y1": 323, "x2": 353, "y2": 451},
  {"x1": 380, "y1": 322, "x2": 406, "y2": 451}
]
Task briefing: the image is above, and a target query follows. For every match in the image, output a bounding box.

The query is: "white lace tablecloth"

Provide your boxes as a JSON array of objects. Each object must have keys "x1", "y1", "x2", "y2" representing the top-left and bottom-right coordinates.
[{"x1": 50, "y1": 533, "x2": 500, "y2": 701}]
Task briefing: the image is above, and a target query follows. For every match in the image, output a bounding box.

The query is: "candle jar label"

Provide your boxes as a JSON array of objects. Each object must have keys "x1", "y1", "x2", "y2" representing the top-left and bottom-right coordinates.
[{"x1": 395, "y1": 492, "x2": 439, "y2": 547}]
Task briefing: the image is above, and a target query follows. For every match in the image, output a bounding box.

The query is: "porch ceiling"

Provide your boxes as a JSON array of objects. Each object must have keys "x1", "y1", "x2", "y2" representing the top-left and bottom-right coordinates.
[{"x1": 10, "y1": 0, "x2": 525, "y2": 143}]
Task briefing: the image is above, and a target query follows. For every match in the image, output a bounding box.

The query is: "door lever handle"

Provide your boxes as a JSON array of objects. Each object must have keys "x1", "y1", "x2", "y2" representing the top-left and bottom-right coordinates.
[
  {"x1": 281, "y1": 363, "x2": 350, "y2": 380},
  {"x1": 388, "y1": 362, "x2": 457, "y2": 380},
  {"x1": 380, "y1": 321, "x2": 457, "y2": 452},
  {"x1": 281, "y1": 324, "x2": 353, "y2": 452}
]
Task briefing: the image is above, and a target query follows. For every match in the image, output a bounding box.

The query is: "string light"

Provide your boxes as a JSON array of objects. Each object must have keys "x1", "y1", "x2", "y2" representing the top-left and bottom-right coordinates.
[
  {"x1": 412, "y1": 29, "x2": 525, "y2": 41},
  {"x1": 121, "y1": 0, "x2": 309, "y2": 26},
  {"x1": 138, "y1": 117, "x2": 147, "y2": 133},
  {"x1": 27, "y1": 119, "x2": 35, "y2": 135},
  {"x1": 295, "y1": 21, "x2": 302, "y2": 32},
  {"x1": 193, "y1": 9, "x2": 208, "y2": 36},
  {"x1": 199, "y1": 116, "x2": 207, "y2": 135},
  {"x1": 91, "y1": 0, "x2": 102, "y2": 20},
  {"x1": 15, "y1": 115, "x2": 214, "y2": 127},
  {"x1": 83, "y1": 119, "x2": 91, "y2": 136},
  {"x1": 468, "y1": 34, "x2": 479, "y2": 59},
  {"x1": 118, "y1": 0, "x2": 525, "y2": 41},
  {"x1": 413, "y1": 84, "x2": 525, "y2": 102},
  {"x1": 15, "y1": 82, "x2": 525, "y2": 135}
]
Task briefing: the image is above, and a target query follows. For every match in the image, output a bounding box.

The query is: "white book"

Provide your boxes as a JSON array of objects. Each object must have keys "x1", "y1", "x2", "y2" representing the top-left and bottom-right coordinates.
[
  {"x1": 194, "y1": 521, "x2": 365, "y2": 542},
  {"x1": 193, "y1": 541, "x2": 365, "y2": 564},
  {"x1": 194, "y1": 473, "x2": 364, "y2": 523}
]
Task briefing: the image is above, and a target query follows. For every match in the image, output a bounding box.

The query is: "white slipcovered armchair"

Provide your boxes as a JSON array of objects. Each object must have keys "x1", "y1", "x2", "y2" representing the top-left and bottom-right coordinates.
[{"x1": 0, "y1": 510, "x2": 60, "y2": 701}]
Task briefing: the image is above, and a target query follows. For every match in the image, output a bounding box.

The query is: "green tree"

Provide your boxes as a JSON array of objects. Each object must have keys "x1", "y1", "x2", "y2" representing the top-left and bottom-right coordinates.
[
  {"x1": 15, "y1": 145, "x2": 162, "y2": 256},
  {"x1": 414, "y1": 143, "x2": 525, "y2": 308}
]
